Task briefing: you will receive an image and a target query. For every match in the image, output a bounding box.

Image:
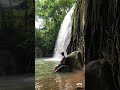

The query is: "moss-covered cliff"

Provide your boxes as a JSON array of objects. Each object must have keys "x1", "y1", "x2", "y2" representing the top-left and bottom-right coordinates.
[
  {"x1": 69, "y1": 0, "x2": 120, "y2": 89},
  {"x1": 67, "y1": 0, "x2": 86, "y2": 63}
]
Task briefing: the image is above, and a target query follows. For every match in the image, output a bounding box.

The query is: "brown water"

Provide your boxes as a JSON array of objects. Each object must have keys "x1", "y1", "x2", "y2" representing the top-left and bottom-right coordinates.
[{"x1": 35, "y1": 58, "x2": 85, "y2": 90}]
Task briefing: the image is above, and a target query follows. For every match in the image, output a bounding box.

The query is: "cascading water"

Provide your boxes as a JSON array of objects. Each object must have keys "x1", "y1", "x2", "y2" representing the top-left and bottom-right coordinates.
[{"x1": 53, "y1": 4, "x2": 75, "y2": 58}]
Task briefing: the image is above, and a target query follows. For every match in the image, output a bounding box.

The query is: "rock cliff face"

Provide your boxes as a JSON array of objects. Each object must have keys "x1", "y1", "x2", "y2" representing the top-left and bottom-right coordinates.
[
  {"x1": 67, "y1": 0, "x2": 86, "y2": 65},
  {"x1": 84, "y1": 0, "x2": 120, "y2": 89},
  {"x1": 68, "y1": 0, "x2": 120, "y2": 89}
]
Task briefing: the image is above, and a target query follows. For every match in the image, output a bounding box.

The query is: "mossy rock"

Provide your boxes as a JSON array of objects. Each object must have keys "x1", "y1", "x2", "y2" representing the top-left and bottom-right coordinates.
[
  {"x1": 55, "y1": 51, "x2": 84, "y2": 73},
  {"x1": 66, "y1": 51, "x2": 83, "y2": 70}
]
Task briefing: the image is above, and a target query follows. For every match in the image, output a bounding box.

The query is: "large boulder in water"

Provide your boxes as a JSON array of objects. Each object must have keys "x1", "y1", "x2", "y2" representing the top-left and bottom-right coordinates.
[
  {"x1": 85, "y1": 58, "x2": 115, "y2": 90},
  {"x1": 55, "y1": 51, "x2": 84, "y2": 73},
  {"x1": 66, "y1": 51, "x2": 84, "y2": 70}
]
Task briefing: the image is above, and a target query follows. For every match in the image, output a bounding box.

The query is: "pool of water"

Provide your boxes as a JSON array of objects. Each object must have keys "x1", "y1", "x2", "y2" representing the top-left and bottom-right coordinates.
[
  {"x1": 0, "y1": 74, "x2": 34, "y2": 90},
  {"x1": 35, "y1": 58, "x2": 85, "y2": 90}
]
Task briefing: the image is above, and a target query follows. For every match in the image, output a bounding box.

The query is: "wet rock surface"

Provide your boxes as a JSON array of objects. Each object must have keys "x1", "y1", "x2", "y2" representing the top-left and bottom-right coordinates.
[
  {"x1": 55, "y1": 65, "x2": 72, "y2": 73},
  {"x1": 55, "y1": 51, "x2": 84, "y2": 73}
]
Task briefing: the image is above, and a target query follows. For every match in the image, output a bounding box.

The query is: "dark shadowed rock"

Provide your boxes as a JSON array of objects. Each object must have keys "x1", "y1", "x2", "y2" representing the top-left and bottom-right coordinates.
[
  {"x1": 85, "y1": 58, "x2": 116, "y2": 90},
  {"x1": 0, "y1": 50, "x2": 16, "y2": 75},
  {"x1": 55, "y1": 65, "x2": 72, "y2": 73}
]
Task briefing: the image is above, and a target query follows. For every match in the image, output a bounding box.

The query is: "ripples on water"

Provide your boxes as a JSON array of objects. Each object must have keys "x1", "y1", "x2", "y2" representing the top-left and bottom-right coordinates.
[{"x1": 35, "y1": 58, "x2": 85, "y2": 90}]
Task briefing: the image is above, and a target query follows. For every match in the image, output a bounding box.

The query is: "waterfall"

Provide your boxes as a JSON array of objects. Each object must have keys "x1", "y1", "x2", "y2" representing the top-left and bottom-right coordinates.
[{"x1": 53, "y1": 4, "x2": 75, "y2": 58}]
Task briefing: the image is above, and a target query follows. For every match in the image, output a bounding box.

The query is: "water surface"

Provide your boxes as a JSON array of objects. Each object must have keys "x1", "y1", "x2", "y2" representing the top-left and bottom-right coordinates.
[
  {"x1": 0, "y1": 74, "x2": 34, "y2": 90},
  {"x1": 35, "y1": 58, "x2": 85, "y2": 90}
]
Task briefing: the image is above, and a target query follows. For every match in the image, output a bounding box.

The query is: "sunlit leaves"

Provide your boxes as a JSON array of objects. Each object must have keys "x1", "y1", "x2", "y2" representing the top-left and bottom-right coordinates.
[{"x1": 35, "y1": 0, "x2": 75, "y2": 56}]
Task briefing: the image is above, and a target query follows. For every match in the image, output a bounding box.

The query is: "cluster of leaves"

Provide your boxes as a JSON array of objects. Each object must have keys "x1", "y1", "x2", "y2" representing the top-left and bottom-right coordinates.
[{"x1": 35, "y1": 0, "x2": 75, "y2": 57}]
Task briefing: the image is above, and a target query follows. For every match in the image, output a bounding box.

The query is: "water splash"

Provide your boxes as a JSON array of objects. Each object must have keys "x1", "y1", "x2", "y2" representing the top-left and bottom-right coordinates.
[
  {"x1": 53, "y1": 4, "x2": 75, "y2": 58},
  {"x1": 44, "y1": 58, "x2": 61, "y2": 61}
]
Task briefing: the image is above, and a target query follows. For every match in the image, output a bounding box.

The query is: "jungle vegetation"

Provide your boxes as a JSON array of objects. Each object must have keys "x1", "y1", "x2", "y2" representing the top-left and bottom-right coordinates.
[{"x1": 35, "y1": 0, "x2": 75, "y2": 57}]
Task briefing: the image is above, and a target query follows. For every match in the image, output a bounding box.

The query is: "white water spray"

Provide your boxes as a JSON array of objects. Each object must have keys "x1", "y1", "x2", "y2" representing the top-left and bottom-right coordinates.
[{"x1": 53, "y1": 4, "x2": 75, "y2": 58}]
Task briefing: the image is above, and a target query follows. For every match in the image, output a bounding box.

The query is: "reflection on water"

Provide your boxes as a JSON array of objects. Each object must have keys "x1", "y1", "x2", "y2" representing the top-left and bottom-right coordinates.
[
  {"x1": 0, "y1": 75, "x2": 34, "y2": 90},
  {"x1": 35, "y1": 58, "x2": 85, "y2": 90}
]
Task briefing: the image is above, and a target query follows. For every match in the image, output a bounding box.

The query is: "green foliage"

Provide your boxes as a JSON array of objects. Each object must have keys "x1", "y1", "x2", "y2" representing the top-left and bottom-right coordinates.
[
  {"x1": 35, "y1": 0, "x2": 75, "y2": 57},
  {"x1": 0, "y1": 0, "x2": 34, "y2": 57}
]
